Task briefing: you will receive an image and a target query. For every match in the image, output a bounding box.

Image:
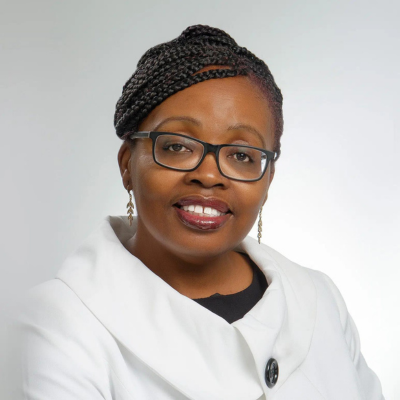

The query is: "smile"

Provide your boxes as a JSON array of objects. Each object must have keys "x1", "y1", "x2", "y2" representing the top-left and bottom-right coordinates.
[{"x1": 173, "y1": 197, "x2": 232, "y2": 231}]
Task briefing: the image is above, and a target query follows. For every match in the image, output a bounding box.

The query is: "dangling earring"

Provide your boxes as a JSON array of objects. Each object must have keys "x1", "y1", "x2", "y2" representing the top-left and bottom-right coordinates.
[
  {"x1": 257, "y1": 206, "x2": 263, "y2": 244},
  {"x1": 126, "y1": 188, "x2": 134, "y2": 226}
]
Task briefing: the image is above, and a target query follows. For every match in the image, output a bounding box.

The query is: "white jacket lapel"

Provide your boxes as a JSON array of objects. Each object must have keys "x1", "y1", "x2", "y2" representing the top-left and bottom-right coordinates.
[{"x1": 233, "y1": 238, "x2": 317, "y2": 393}]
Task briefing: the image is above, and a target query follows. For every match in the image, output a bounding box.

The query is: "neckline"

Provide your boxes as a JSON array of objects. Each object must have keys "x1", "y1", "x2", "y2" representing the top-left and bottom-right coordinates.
[{"x1": 192, "y1": 253, "x2": 257, "y2": 300}]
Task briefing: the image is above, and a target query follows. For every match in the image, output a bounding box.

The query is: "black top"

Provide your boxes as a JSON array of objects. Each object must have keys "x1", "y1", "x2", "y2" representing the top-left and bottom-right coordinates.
[{"x1": 192, "y1": 254, "x2": 268, "y2": 323}]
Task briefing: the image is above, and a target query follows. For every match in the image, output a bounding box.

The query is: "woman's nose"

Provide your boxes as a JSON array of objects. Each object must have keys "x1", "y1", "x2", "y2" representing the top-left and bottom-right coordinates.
[{"x1": 184, "y1": 152, "x2": 229, "y2": 188}]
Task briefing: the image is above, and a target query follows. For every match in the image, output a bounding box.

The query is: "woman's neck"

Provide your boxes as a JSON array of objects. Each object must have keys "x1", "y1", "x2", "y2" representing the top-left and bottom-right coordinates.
[{"x1": 125, "y1": 225, "x2": 253, "y2": 299}]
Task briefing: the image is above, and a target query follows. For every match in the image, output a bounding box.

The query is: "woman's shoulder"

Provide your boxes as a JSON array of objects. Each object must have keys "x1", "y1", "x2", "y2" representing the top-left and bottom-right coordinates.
[
  {"x1": 17, "y1": 278, "x2": 103, "y2": 338},
  {"x1": 17, "y1": 278, "x2": 114, "y2": 383},
  {"x1": 256, "y1": 240, "x2": 350, "y2": 320},
  {"x1": 17, "y1": 277, "x2": 115, "y2": 353},
  {"x1": 259, "y1": 240, "x2": 339, "y2": 283},
  {"x1": 16, "y1": 280, "x2": 125, "y2": 398}
]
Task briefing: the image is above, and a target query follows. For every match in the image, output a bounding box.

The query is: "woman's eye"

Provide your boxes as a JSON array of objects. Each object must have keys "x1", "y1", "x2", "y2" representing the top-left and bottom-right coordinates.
[
  {"x1": 233, "y1": 152, "x2": 252, "y2": 162},
  {"x1": 165, "y1": 143, "x2": 190, "y2": 152}
]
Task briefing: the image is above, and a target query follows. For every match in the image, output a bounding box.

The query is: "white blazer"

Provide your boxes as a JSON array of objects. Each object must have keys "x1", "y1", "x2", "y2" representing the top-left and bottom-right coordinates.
[{"x1": 18, "y1": 215, "x2": 384, "y2": 400}]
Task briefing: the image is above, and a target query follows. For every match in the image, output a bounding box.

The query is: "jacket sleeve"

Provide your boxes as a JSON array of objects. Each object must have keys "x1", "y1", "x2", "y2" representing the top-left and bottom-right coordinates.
[
  {"x1": 17, "y1": 279, "x2": 111, "y2": 400},
  {"x1": 319, "y1": 272, "x2": 385, "y2": 400}
]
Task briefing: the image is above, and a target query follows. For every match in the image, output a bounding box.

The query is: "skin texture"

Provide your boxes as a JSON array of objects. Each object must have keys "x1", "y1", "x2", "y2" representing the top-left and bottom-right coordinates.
[{"x1": 118, "y1": 66, "x2": 276, "y2": 299}]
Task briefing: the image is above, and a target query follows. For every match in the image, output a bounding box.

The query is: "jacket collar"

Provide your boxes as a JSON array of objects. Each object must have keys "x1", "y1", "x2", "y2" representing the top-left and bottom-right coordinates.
[{"x1": 56, "y1": 215, "x2": 316, "y2": 399}]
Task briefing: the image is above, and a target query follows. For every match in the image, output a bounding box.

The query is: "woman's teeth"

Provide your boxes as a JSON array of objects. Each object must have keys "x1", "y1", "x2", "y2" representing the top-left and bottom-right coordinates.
[{"x1": 181, "y1": 205, "x2": 226, "y2": 216}]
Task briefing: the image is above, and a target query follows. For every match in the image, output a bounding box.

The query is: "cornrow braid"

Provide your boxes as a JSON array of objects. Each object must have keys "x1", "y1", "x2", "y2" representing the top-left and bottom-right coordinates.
[{"x1": 114, "y1": 24, "x2": 283, "y2": 162}]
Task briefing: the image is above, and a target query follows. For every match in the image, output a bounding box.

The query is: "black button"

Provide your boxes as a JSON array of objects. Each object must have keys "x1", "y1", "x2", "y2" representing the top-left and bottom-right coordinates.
[{"x1": 265, "y1": 358, "x2": 279, "y2": 388}]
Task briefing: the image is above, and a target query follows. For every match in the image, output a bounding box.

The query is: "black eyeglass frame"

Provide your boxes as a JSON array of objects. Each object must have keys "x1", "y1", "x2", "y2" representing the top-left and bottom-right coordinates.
[{"x1": 127, "y1": 131, "x2": 277, "y2": 182}]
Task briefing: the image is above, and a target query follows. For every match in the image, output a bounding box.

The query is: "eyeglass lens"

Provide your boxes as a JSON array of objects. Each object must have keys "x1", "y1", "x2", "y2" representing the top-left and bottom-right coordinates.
[{"x1": 154, "y1": 134, "x2": 268, "y2": 181}]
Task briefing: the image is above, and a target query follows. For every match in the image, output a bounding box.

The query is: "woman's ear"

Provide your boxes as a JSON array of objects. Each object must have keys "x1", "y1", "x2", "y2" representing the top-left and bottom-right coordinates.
[{"x1": 118, "y1": 141, "x2": 132, "y2": 190}]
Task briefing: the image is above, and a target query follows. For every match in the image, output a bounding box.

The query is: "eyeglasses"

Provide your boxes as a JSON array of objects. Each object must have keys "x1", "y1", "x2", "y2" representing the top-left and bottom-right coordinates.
[{"x1": 128, "y1": 131, "x2": 277, "y2": 182}]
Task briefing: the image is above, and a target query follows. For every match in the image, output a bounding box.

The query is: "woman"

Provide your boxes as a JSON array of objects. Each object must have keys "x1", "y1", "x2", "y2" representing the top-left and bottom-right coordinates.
[{"x1": 19, "y1": 25, "x2": 384, "y2": 399}]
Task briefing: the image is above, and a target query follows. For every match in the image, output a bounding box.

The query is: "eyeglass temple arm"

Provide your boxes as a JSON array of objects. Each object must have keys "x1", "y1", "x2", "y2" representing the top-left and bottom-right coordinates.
[{"x1": 265, "y1": 150, "x2": 278, "y2": 161}]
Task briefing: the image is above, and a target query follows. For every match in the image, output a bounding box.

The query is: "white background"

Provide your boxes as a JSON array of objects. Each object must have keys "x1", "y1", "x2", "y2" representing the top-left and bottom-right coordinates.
[{"x1": 1, "y1": 0, "x2": 399, "y2": 398}]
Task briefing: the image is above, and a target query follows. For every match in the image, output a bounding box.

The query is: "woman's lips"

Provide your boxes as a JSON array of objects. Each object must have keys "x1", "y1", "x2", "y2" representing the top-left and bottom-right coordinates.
[{"x1": 174, "y1": 206, "x2": 232, "y2": 231}]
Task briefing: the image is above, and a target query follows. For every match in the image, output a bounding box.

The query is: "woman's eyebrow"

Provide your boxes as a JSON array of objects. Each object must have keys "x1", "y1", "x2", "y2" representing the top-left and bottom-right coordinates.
[
  {"x1": 153, "y1": 116, "x2": 266, "y2": 147},
  {"x1": 227, "y1": 123, "x2": 266, "y2": 147},
  {"x1": 153, "y1": 116, "x2": 201, "y2": 131}
]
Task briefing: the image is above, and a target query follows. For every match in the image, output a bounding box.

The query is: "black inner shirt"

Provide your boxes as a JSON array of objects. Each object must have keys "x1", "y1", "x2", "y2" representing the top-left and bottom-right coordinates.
[{"x1": 192, "y1": 253, "x2": 268, "y2": 323}]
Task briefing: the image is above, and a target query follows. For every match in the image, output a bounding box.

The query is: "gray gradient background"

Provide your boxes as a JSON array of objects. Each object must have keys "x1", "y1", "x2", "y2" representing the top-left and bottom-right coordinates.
[{"x1": 1, "y1": 0, "x2": 399, "y2": 398}]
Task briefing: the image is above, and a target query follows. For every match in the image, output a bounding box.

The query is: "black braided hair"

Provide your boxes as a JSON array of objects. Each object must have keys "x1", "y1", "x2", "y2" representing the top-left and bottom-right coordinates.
[{"x1": 114, "y1": 24, "x2": 283, "y2": 162}]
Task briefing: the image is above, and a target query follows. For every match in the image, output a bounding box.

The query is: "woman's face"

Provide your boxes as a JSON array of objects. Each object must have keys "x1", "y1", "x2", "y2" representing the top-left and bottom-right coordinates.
[{"x1": 119, "y1": 72, "x2": 276, "y2": 261}]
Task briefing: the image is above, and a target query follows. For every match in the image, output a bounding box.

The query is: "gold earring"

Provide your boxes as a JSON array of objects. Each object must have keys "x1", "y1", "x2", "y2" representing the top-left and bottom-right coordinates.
[
  {"x1": 126, "y1": 189, "x2": 134, "y2": 226},
  {"x1": 257, "y1": 207, "x2": 263, "y2": 244}
]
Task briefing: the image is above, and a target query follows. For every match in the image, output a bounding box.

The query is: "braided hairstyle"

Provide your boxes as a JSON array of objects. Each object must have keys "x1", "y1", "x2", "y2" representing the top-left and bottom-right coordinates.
[{"x1": 114, "y1": 24, "x2": 283, "y2": 162}]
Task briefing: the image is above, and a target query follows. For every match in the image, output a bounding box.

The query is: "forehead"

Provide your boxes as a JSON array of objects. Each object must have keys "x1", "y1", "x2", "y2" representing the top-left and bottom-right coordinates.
[{"x1": 138, "y1": 76, "x2": 275, "y2": 148}]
